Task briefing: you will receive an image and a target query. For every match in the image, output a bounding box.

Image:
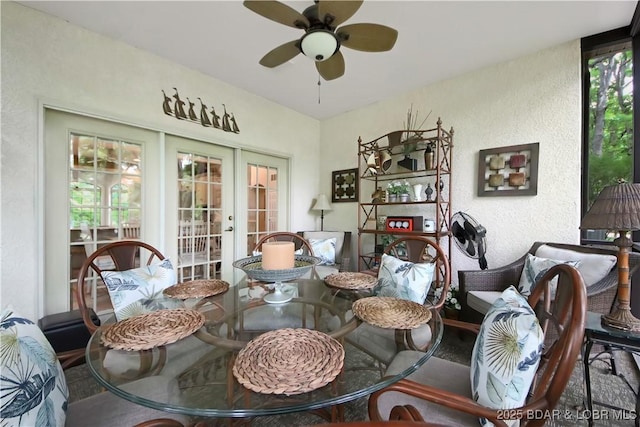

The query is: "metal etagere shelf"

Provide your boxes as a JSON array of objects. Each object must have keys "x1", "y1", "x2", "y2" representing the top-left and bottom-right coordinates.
[{"x1": 357, "y1": 118, "x2": 453, "y2": 273}]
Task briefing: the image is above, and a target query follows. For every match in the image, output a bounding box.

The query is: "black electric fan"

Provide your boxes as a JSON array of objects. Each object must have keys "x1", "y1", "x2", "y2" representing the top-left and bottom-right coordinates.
[{"x1": 451, "y1": 211, "x2": 488, "y2": 270}]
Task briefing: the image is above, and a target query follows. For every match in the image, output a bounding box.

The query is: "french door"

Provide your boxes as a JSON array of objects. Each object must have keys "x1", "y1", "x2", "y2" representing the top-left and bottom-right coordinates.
[
  {"x1": 164, "y1": 135, "x2": 235, "y2": 283},
  {"x1": 44, "y1": 109, "x2": 289, "y2": 317},
  {"x1": 44, "y1": 109, "x2": 161, "y2": 315},
  {"x1": 240, "y1": 151, "x2": 289, "y2": 255}
]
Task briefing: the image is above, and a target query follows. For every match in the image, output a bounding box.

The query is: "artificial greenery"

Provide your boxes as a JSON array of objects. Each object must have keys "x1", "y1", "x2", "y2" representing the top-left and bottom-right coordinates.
[
  {"x1": 387, "y1": 180, "x2": 411, "y2": 195},
  {"x1": 433, "y1": 282, "x2": 461, "y2": 311}
]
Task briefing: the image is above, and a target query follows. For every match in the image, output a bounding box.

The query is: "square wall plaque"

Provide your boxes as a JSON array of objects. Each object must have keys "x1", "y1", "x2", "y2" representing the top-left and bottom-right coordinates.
[
  {"x1": 332, "y1": 168, "x2": 359, "y2": 202},
  {"x1": 477, "y1": 143, "x2": 539, "y2": 197}
]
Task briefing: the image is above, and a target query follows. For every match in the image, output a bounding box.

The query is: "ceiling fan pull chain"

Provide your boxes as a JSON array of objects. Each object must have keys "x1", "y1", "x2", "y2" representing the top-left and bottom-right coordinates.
[{"x1": 318, "y1": 74, "x2": 322, "y2": 104}]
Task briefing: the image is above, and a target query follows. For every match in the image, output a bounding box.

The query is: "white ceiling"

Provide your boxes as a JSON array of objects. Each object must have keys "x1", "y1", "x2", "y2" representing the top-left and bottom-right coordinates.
[{"x1": 18, "y1": 1, "x2": 636, "y2": 119}]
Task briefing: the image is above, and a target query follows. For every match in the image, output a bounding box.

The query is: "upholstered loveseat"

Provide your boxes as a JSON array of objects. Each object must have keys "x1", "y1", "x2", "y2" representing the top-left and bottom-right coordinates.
[{"x1": 459, "y1": 241, "x2": 640, "y2": 323}]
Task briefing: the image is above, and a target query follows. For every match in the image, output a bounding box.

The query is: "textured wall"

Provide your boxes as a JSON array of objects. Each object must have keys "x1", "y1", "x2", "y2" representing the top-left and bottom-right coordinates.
[
  {"x1": 1, "y1": 2, "x2": 320, "y2": 319},
  {"x1": 320, "y1": 41, "x2": 582, "y2": 277},
  {"x1": 2, "y1": 1, "x2": 583, "y2": 320}
]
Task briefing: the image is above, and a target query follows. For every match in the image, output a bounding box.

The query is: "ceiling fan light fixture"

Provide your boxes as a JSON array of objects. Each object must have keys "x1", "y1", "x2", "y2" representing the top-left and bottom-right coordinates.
[{"x1": 300, "y1": 30, "x2": 338, "y2": 62}]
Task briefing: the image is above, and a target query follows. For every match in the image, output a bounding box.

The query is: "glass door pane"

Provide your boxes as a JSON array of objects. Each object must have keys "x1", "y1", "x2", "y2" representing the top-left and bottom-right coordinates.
[
  {"x1": 45, "y1": 109, "x2": 159, "y2": 316},
  {"x1": 68, "y1": 133, "x2": 144, "y2": 314},
  {"x1": 241, "y1": 152, "x2": 289, "y2": 256},
  {"x1": 246, "y1": 164, "x2": 280, "y2": 254},
  {"x1": 166, "y1": 135, "x2": 234, "y2": 284},
  {"x1": 583, "y1": 45, "x2": 633, "y2": 242},
  {"x1": 176, "y1": 152, "x2": 222, "y2": 281}
]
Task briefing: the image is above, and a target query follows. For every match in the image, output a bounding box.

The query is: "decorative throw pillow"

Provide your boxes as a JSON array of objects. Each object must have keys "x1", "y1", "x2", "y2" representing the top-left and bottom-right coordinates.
[
  {"x1": 518, "y1": 254, "x2": 580, "y2": 298},
  {"x1": 102, "y1": 258, "x2": 177, "y2": 321},
  {"x1": 309, "y1": 238, "x2": 337, "y2": 266},
  {"x1": 535, "y1": 244, "x2": 617, "y2": 287},
  {"x1": 470, "y1": 286, "x2": 543, "y2": 427},
  {"x1": 374, "y1": 253, "x2": 435, "y2": 304},
  {"x1": 0, "y1": 305, "x2": 68, "y2": 426}
]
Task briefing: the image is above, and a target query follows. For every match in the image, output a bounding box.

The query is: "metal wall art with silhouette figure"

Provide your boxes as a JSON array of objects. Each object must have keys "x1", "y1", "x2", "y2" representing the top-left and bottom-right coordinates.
[{"x1": 162, "y1": 88, "x2": 240, "y2": 134}]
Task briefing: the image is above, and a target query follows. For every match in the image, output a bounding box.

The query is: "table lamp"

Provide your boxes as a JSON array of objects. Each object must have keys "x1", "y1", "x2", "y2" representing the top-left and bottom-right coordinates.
[
  {"x1": 580, "y1": 182, "x2": 640, "y2": 331},
  {"x1": 312, "y1": 194, "x2": 333, "y2": 231}
]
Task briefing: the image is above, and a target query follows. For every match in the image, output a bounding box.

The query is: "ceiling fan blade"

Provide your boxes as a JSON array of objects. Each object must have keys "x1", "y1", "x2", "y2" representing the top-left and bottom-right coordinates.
[
  {"x1": 318, "y1": 0, "x2": 363, "y2": 27},
  {"x1": 337, "y1": 23, "x2": 398, "y2": 52},
  {"x1": 243, "y1": 1, "x2": 309, "y2": 29},
  {"x1": 316, "y1": 51, "x2": 345, "y2": 81},
  {"x1": 259, "y1": 40, "x2": 301, "y2": 68}
]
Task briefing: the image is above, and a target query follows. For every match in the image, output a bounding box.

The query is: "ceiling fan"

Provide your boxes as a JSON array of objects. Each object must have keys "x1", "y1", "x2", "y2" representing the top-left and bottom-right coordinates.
[{"x1": 244, "y1": 0, "x2": 398, "y2": 81}]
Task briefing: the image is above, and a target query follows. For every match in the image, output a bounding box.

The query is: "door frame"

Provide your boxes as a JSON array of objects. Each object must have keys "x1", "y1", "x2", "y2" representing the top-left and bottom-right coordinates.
[
  {"x1": 164, "y1": 134, "x2": 236, "y2": 284},
  {"x1": 37, "y1": 101, "x2": 292, "y2": 317},
  {"x1": 43, "y1": 108, "x2": 163, "y2": 315},
  {"x1": 237, "y1": 149, "x2": 291, "y2": 256}
]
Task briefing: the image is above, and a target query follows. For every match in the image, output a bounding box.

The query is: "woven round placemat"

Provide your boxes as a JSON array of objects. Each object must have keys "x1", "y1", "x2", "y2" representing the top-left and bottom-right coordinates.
[
  {"x1": 232, "y1": 328, "x2": 344, "y2": 396},
  {"x1": 163, "y1": 279, "x2": 230, "y2": 299},
  {"x1": 324, "y1": 272, "x2": 378, "y2": 290},
  {"x1": 101, "y1": 308, "x2": 205, "y2": 351},
  {"x1": 352, "y1": 297, "x2": 432, "y2": 329}
]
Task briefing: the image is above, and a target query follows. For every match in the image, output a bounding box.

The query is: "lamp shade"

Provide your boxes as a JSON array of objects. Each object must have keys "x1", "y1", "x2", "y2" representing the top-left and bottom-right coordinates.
[
  {"x1": 580, "y1": 183, "x2": 640, "y2": 231},
  {"x1": 300, "y1": 30, "x2": 338, "y2": 62},
  {"x1": 312, "y1": 194, "x2": 333, "y2": 212}
]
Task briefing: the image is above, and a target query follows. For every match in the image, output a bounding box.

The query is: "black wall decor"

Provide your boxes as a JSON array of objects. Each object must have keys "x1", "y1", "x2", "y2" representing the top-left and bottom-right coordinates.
[
  {"x1": 162, "y1": 88, "x2": 240, "y2": 134},
  {"x1": 332, "y1": 168, "x2": 359, "y2": 202}
]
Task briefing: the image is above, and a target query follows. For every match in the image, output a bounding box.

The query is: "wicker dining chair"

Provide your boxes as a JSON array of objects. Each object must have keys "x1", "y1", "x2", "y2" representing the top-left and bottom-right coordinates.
[
  {"x1": 75, "y1": 240, "x2": 167, "y2": 334},
  {"x1": 379, "y1": 236, "x2": 451, "y2": 310},
  {"x1": 252, "y1": 231, "x2": 314, "y2": 256},
  {"x1": 344, "y1": 236, "x2": 451, "y2": 372},
  {"x1": 368, "y1": 263, "x2": 587, "y2": 427}
]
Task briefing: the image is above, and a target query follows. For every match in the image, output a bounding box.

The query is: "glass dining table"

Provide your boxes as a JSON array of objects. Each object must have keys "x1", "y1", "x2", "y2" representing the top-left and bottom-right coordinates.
[{"x1": 84, "y1": 278, "x2": 443, "y2": 423}]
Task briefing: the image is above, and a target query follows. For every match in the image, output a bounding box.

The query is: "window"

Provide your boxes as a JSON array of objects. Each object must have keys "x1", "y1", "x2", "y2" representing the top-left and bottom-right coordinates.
[
  {"x1": 582, "y1": 25, "x2": 637, "y2": 243},
  {"x1": 70, "y1": 182, "x2": 101, "y2": 226},
  {"x1": 68, "y1": 133, "x2": 143, "y2": 312},
  {"x1": 176, "y1": 151, "x2": 223, "y2": 282},
  {"x1": 246, "y1": 164, "x2": 279, "y2": 254}
]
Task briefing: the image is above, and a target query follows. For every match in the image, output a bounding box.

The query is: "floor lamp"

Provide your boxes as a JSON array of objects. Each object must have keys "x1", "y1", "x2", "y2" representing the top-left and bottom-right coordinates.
[
  {"x1": 580, "y1": 182, "x2": 640, "y2": 331},
  {"x1": 312, "y1": 194, "x2": 333, "y2": 231}
]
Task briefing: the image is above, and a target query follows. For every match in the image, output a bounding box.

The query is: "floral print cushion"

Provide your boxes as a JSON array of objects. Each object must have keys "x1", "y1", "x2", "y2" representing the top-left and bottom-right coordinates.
[
  {"x1": 374, "y1": 253, "x2": 435, "y2": 304},
  {"x1": 470, "y1": 286, "x2": 543, "y2": 427},
  {"x1": 518, "y1": 253, "x2": 580, "y2": 298},
  {"x1": 102, "y1": 258, "x2": 177, "y2": 321},
  {"x1": 0, "y1": 306, "x2": 68, "y2": 426},
  {"x1": 309, "y1": 238, "x2": 337, "y2": 266}
]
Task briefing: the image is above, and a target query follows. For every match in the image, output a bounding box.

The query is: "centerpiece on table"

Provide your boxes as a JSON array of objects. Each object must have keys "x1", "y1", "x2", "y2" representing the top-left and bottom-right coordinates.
[{"x1": 232, "y1": 242, "x2": 320, "y2": 304}]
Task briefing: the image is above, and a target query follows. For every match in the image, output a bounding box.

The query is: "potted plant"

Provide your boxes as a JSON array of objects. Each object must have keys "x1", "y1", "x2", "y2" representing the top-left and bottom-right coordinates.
[
  {"x1": 387, "y1": 180, "x2": 411, "y2": 202},
  {"x1": 433, "y1": 282, "x2": 461, "y2": 319}
]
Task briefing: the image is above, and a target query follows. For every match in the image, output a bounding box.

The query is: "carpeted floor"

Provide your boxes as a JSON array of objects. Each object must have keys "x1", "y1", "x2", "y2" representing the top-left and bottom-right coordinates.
[{"x1": 66, "y1": 329, "x2": 640, "y2": 426}]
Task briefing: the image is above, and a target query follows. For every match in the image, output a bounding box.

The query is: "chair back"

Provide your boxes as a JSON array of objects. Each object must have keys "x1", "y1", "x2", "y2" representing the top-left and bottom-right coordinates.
[
  {"x1": 178, "y1": 220, "x2": 209, "y2": 264},
  {"x1": 75, "y1": 240, "x2": 166, "y2": 333},
  {"x1": 524, "y1": 263, "x2": 587, "y2": 426},
  {"x1": 384, "y1": 236, "x2": 451, "y2": 310},
  {"x1": 253, "y1": 231, "x2": 314, "y2": 256},
  {"x1": 122, "y1": 222, "x2": 141, "y2": 239}
]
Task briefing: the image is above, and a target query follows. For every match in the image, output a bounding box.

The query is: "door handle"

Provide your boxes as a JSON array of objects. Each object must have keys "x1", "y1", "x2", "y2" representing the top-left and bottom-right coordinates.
[{"x1": 224, "y1": 226, "x2": 234, "y2": 232}]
